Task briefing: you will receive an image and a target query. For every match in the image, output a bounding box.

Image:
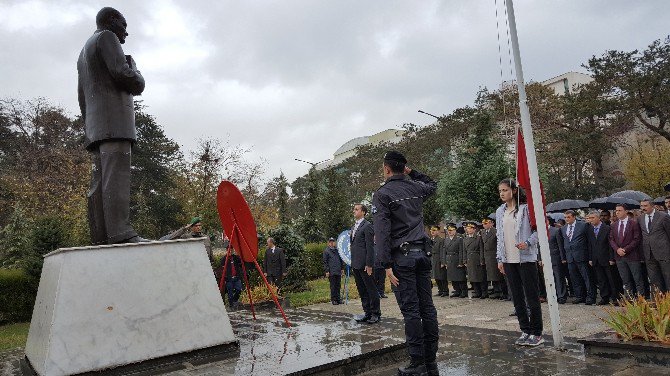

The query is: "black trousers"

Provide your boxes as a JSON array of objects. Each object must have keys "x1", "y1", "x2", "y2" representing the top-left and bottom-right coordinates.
[
  {"x1": 392, "y1": 250, "x2": 439, "y2": 363},
  {"x1": 593, "y1": 264, "x2": 616, "y2": 301},
  {"x1": 88, "y1": 140, "x2": 137, "y2": 244},
  {"x1": 436, "y1": 279, "x2": 449, "y2": 294},
  {"x1": 568, "y1": 261, "x2": 596, "y2": 302},
  {"x1": 551, "y1": 264, "x2": 568, "y2": 301},
  {"x1": 353, "y1": 268, "x2": 381, "y2": 316},
  {"x1": 504, "y1": 262, "x2": 543, "y2": 336},
  {"x1": 329, "y1": 274, "x2": 342, "y2": 302},
  {"x1": 646, "y1": 254, "x2": 670, "y2": 293},
  {"x1": 374, "y1": 267, "x2": 386, "y2": 296},
  {"x1": 616, "y1": 259, "x2": 645, "y2": 298},
  {"x1": 267, "y1": 274, "x2": 283, "y2": 286}
]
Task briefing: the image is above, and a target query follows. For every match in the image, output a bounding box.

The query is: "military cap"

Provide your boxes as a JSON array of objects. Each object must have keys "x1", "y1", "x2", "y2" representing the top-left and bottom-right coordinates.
[
  {"x1": 446, "y1": 223, "x2": 457, "y2": 230},
  {"x1": 190, "y1": 216, "x2": 202, "y2": 225},
  {"x1": 430, "y1": 225, "x2": 440, "y2": 231},
  {"x1": 383, "y1": 150, "x2": 407, "y2": 164},
  {"x1": 328, "y1": 237, "x2": 336, "y2": 241},
  {"x1": 482, "y1": 218, "x2": 493, "y2": 224},
  {"x1": 464, "y1": 221, "x2": 477, "y2": 229}
]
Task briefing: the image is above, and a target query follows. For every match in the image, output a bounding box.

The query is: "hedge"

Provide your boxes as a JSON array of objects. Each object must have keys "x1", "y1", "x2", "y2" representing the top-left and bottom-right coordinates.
[
  {"x1": 304, "y1": 242, "x2": 328, "y2": 280},
  {"x1": 0, "y1": 268, "x2": 38, "y2": 324}
]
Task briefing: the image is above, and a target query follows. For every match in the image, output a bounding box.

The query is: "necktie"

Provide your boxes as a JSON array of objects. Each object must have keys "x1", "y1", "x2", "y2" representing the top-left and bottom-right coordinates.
[
  {"x1": 618, "y1": 221, "x2": 624, "y2": 241},
  {"x1": 567, "y1": 225, "x2": 574, "y2": 241},
  {"x1": 594, "y1": 226, "x2": 599, "y2": 237},
  {"x1": 352, "y1": 222, "x2": 359, "y2": 239},
  {"x1": 647, "y1": 214, "x2": 652, "y2": 232}
]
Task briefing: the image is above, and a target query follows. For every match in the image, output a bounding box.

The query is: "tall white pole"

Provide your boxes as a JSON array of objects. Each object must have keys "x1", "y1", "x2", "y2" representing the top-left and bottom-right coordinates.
[{"x1": 505, "y1": 0, "x2": 564, "y2": 348}]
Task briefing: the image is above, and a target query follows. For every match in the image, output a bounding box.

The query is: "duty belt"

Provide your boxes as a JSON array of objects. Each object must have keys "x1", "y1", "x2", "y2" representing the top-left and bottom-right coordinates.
[{"x1": 400, "y1": 241, "x2": 430, "y2": 257}]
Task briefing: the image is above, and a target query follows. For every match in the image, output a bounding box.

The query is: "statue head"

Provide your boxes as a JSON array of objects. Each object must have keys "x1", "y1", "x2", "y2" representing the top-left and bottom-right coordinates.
[{"x1": 96, "y1": 7, "x2": 128, "y2": 44}]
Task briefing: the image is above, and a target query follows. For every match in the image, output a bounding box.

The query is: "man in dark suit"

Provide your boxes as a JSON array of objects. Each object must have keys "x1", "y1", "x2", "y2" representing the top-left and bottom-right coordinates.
[
  {"x1": 263, "y1": 237, "x2": 287, "y2": 286},
  {"x1": 586, "y1": 211, "x2": 616, "y2": 305},
  {"x1": 78, "y1": 7, "x2": 146, "y2": 244},
  {"x1": 350, "y1": 203, "x2": 380, "y2": 324},
  {"x1": 323, "y1": 237, "x2": 344, "y2": 305},
  {"x1": 609, "y1": 204, "x2": 645, "y2": 298},
  {"x1": 548, "y1": 219, "x2": 568, "y2": 304},
  {"x1": 560, "y1": 210, "x2": 596, "y2": 304},
  {"x1": 638, "y1": 199, "x2": 670, "y2": 293}
]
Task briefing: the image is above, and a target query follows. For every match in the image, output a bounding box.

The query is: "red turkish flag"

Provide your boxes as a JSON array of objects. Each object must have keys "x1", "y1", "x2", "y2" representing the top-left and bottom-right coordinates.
[{"x1": 516, "y1": 128, "x2": 547, "y2": 231}]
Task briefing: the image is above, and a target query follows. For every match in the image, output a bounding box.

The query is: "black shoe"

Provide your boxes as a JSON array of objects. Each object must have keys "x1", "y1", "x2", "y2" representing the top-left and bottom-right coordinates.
[
  {"x1": 509, "y1": 311, "x2": 517, "y2": 316},
  {"x1": 332, "y1": 301, "x2": 339, "y2": 305},
  {"x1": 472, "y1": 294, "x2": 481, "y2": 299},
  {"x1": 366, "y1": 314, "x2": 380, "y2": 324},
  {"x1": 434, "y1": 293, "x2": 442, "y2": 297},
  {"x1": 450, "y1": 292, "x2": 460, "y2": 298},
  {"x1": 585, "y1": 300, "x2": 594, "y2": 306},
  {"x1": 380, "y1": 294, "x2": 389, "y2": 298},
  {"x1": 557, "y1": 299, "x2": 566, "y2": 304},
  {"x1": 480, "y1": 294, "x2": 488, "y2": 299},
  {"x1": 571, "y1": 298, "x2": 585, "y2": 304},
  {"x1": 354, "y1": 313, "x2": 371, "y2": 322},
  {"x1": 489, "y1": 293, "x2": 500, "y2": 299},
  {"x1": 425, "y1": 361, "x2": 439, "y2": 376},
  {"x1": 459, "y1": 293, "x2": 468, "y2": 298},
  {"x1": 597, "y1": 299, "x2": 609, "y2": 306},
  {"x1": 398, "y1": 359, "x2": 427, "y2": 376}
]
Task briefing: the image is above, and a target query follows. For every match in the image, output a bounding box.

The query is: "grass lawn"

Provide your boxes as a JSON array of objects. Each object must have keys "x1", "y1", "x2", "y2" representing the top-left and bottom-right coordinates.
[
  {"x1": 287, "y1": 277, "x2": 361, "y2": 307},
  {"x1": 0, "y1": 322, "x2": 29, "y2": 351}
]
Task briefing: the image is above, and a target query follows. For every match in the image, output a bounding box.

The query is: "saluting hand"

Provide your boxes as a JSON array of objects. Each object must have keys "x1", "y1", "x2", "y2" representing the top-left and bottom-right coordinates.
[{"x1": 386, "y1": 268, "x2": 399, "y2": 287}]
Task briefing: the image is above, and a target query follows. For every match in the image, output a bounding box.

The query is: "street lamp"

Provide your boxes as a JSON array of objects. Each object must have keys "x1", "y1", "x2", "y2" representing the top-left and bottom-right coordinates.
[
  {"x1": 418, "y1": 109, "x2": 441, "y2": 120},
  {"x1": 294, "y1": 158, "x2": 329, "y2": 167}
]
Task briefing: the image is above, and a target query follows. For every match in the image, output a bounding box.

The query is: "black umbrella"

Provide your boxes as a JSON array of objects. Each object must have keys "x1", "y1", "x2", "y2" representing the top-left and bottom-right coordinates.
[
  {"x1": 589, "y1": 196, "x2": 640, "y2": 210},
  {"x1": 610, "y1": 190, "x2": 651, "y2": 202},
  {"x1": 545, "y1": 199, "x2": 589, "y2": 213},
  {"x1": 653, "y1": 196, "x2": 666, "y2": 205}
]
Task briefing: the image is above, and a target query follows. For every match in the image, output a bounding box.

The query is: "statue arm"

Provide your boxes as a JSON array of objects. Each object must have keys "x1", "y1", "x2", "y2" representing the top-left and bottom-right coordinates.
[{"x1": 97, "y1": 30, "x2": 145, "y2": 95}]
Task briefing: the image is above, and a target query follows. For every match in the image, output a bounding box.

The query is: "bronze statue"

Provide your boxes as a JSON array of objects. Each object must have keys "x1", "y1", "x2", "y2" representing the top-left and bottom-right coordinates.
[{"x1": 77, "y1": 7, "x2": 146, "y2": 244}]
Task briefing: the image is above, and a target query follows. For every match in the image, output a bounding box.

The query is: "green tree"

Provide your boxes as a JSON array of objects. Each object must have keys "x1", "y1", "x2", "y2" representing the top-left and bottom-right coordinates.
[
  {"x1": 586, "y1": 37, "x2": 670, "y2": 142},
  {"x1": 130, "y1": 104, "x2": 184, "y2": 238},
  {"x1": 319, "y1": 168, "x2": 350, "y2": 239},
  {"x1": 437, "y1": 109, "x2": 511, "y2": 220},
  {"x1": 276, "y1": 172, "x2": 289, "y2": 225},
  {"x1": 266, "y1": 224, "x2": 308, "y2": 292}
]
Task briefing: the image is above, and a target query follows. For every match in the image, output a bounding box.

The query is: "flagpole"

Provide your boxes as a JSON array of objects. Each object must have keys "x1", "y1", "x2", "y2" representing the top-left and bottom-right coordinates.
[{"x1": 505, "y1": 0, "x2": 564, "y2": 348}]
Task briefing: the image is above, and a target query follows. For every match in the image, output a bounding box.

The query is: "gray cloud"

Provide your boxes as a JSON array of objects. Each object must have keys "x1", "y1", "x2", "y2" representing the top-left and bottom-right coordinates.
[{"x1": 1, "y1": 0, "x2": 668, "y2": 183}]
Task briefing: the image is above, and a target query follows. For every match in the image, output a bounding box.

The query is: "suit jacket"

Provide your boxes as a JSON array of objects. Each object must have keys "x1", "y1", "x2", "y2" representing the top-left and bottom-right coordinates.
[
  {"x1": 608, "y1": 218, "x2": 642, "y2": 262},
  {"x1": 350, "y1": 219, "x2": 375, "y2": 270},
  {"x1": 586, "y1": 223, "x2": 614, "y2": 266},
  {"x1": 323, "y1": 247, "x2": 344, "y2": 275},
  {"x1": 78, "y1": 29, "x2": 145, "y2": 150},
  {"x1": 560, "y1": 221, "x2": 589, "y2": 263},
  {"x1": 548, "y1": 226, "x2": 564, "y2": 266},
  {"x1": 263, "y1": 247, "x2": 286, "y2": 276},
  {"x1": 637, "y1": 211, "x2": 670, "y2": 261}
]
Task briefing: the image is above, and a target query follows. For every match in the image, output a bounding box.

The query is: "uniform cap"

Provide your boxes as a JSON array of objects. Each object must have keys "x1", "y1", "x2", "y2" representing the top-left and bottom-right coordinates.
[
  {"x1": 482, "y1": 218, "x2": 493, "y2": 224},
  {"x1": 464, "y1": 221, "x2": 477, "y2": 228},
  {"x1": 430, "y1": 225, "x2": 440, "y2": 231},
  {"x1": 190, "y1": 217, "x2": 202, "y2": 225},
  {"x1": 446, "y1": 223, "x2": 457, "y2": 230},
  {"x1": 328, "y1": 237, "x2": 336, "y2": 241},
  {"x1": 383, "y1": 150, "x2": 407, "y2": 164}
]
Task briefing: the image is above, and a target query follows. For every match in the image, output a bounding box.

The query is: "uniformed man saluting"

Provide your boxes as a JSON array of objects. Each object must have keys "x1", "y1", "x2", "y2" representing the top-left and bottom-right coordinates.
[{"x1": 372, "y1": 151, "x2": 439, "y2": 376}]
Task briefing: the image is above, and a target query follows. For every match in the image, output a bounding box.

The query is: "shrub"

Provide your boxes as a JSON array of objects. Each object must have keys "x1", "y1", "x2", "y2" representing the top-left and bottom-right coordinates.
[
  {"x1": 0, "y1": 268, "x2": 38, "y2": 324},
  {"x1": 266, "y1": 225, "x2": 308, "y2": 292},
  {"x1": 304, "y1": 242, "x2": 328, "y2": 280},
  {"x1": 240, "y1": 283, "x2": 281, "y2": 304},
  {"x1": 602, "y1": 291, "x2": 670, "y2": 344}
]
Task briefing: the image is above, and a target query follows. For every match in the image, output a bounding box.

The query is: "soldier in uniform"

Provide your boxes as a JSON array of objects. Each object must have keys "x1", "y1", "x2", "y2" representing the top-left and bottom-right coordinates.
[
  {"x1": 481, "y1": 218, "x2": 503, "y2": 299},
  {"x1": 161, "y1": 217, "x2": 213, "y2": 264},
  {"x1": 464, "y1": 222, "x2": 487, "y2": 298},
  {"x1": 323, "y1": 237, "x2": 345, "y2": 305},
  {"x1": 430, "y1": 225, "x2": 448, "y2": 297},
  {"x1": 444, "y1": 223, "x2": 467, "y2": 298},
  {"x1": 372, "y1": 151, "x2": 439, "y2": 376}
]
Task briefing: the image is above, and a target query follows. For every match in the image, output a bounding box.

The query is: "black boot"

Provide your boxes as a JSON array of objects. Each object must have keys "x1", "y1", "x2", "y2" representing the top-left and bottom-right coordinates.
[
  {"x1": 425, "y1": 361, "x2": 439, "y2": 376},
  {"x1": 398, "y1": 358, "x2": 427, "y2": 376}
]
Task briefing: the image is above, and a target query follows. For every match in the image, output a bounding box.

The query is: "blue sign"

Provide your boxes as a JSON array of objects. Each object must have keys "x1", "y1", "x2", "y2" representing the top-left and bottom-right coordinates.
[{"x1": 337, "y1": 230, "x2": 351, "y2": 266}]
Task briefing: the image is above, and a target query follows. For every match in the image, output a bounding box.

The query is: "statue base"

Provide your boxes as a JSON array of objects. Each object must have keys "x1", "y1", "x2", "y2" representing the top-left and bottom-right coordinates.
[{"x1": 23, "y1": 239, "x2": 236, "y2": 376}]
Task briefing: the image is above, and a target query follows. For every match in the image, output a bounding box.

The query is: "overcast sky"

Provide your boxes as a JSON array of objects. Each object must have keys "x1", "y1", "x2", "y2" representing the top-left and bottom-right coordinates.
[{"x1": 1, "y1": 0, "x2": 668, "y2": 183}]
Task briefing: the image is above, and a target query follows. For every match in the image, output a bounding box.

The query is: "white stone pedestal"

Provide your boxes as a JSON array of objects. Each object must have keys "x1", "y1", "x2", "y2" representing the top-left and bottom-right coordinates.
[{"x1": 24, "y1": 239, "x2": 236, "y2": 376}]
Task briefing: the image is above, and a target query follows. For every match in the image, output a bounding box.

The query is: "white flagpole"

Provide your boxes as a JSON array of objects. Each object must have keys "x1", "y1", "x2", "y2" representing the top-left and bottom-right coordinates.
[{"x1": 505, "y1": 0, "x2": 564, "y2": 348}]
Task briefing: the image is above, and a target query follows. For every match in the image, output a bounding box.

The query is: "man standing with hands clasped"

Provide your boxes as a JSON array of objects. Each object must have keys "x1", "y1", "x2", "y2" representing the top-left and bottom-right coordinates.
[
  {"x1": 350, "y1": 203, "x2": 381, "y2": 324},
  {"x1": 372, "y1": 151, "x2": 439, "y2": 376}
]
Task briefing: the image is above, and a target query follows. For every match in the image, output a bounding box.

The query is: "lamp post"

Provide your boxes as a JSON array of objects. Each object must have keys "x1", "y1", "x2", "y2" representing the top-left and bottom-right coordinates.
[{"x1": 418, "y1": 109, "x2": 441, "y2": 120}]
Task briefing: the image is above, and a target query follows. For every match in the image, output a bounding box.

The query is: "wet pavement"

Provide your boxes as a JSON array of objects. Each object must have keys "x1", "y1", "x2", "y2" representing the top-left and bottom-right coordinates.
[{"x1": 2, "y1": 303, "x2": 669, "y2": 375}]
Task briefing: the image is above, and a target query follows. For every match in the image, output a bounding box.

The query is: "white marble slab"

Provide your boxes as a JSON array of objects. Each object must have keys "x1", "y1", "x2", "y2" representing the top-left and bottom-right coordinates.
[{"x1": 24, "y1": 239, "x2": 236, "y2": 376}]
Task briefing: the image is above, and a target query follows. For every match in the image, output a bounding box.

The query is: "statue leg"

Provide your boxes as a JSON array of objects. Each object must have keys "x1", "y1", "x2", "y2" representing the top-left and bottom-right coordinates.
[
  {"x1": 87, "y1": 147, "x2": 108, "y2": 245},
  {"x1": 99, "y1": 140, "x2": 137, "y2": 243}
]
